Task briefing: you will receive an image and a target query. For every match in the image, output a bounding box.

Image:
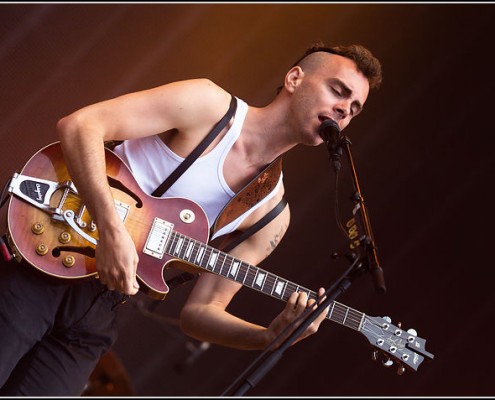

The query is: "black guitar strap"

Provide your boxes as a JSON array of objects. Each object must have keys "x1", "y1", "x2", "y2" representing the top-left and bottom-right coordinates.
[
  {"x1": 151, "y1": 95, "x2": 238, "y2": 197},
  {"x1": 220, "y1": 196, "x2": 288, "y2": 253}
]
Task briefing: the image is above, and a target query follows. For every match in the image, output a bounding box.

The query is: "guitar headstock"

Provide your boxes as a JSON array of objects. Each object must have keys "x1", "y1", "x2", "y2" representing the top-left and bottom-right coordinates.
[{"x1": 360, "y1": 315, "x2": 434, "y2": 375}]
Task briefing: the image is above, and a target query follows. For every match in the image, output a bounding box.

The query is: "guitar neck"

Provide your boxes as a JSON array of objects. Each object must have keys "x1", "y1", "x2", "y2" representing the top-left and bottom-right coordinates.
[{"x1": 166, "y1": 231, "x2": 365, "y2": 333}]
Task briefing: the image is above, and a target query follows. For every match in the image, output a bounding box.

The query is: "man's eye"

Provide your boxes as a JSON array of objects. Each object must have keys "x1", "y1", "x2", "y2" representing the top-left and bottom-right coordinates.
[{"x1": 332, "y1": 87, "x2": 342, "y2": 97}]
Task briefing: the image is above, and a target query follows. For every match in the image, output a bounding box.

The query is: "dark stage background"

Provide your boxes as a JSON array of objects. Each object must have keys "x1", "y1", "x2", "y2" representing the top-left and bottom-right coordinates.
[{"x1": 1, "y1": 3, "x2": 494, "y2": 397}]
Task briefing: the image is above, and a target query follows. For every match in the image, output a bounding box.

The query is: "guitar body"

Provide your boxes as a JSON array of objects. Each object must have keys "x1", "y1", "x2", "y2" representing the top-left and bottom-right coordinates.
[{"x1": 7, "y1": 142, "x2": 210, "y2": 299}]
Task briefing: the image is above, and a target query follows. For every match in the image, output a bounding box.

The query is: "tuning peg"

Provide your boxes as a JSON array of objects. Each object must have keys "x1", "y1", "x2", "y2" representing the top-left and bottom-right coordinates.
[
  {"x1": 397, "y1": 365, "x2": 406, "y2": 375},
  {"x1": 372, "y1": 350, "x2": 379, "y2": 361},
  {"x1": 383, "y1": 316, "x2": 392, "y2": 323},
  {"x1": 382, "y1": 357, "x2": 394, "y2": 368},
  {"x1": 407, "y1": 328, "x2": 417, "y2": 336}
]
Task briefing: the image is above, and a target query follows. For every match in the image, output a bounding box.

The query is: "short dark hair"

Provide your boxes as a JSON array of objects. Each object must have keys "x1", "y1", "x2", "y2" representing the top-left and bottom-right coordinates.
[
  {"x1": 295, "y1": 43, "x2": 383, "y2": 89},
  {"x1": 277, "y1": 43, "x2": 383, "y2": 94}
]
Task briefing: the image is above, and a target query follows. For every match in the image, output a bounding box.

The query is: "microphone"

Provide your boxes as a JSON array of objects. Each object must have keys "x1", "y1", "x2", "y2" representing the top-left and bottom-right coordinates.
[
  {"x1": 318, "y1": 118, "x2": 340, "y2": 145},
  {"x1": 319, "y1": 119, "x2": 343, "y2": 172}
]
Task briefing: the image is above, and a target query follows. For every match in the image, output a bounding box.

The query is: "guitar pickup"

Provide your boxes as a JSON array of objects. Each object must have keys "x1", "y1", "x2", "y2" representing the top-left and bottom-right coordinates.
[{"x1": 143, "y1": 217, "x2": 173, "y2": 259}]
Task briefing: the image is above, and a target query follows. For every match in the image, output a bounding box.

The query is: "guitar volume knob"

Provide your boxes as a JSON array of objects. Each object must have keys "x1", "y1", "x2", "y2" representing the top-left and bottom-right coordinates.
[
  {"x1": 31, "y1": 223, "x2": 45, "y2": 235},
  {"x1": 58, "y1": 231, "x2": 71, "y2": 244},
  {"x1": 63, "y1": 255, "x2": 75, "y2": 268},
  {"x1": 35, "y1": 243, "x2": 48, "y2": 256}
]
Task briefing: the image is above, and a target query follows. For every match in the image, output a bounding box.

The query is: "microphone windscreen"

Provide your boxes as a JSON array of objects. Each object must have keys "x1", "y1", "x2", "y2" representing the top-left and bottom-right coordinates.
[{"x1": 318, "y1": 119, "x2": 340, "y2": 144}]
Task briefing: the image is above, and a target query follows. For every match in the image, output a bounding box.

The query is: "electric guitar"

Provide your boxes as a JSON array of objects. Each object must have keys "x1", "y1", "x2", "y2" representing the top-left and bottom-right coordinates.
[{"x1": 5, "y1": 142, "x2": 434, "y2": 374}]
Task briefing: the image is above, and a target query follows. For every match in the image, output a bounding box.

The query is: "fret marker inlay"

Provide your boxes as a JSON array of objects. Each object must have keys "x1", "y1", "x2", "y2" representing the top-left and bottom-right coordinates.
[
  {"x1": 255, "y1": 272, "x2": 266, "y2": 288},
  {"x1": 208, "y1": 252, "x2": 218, "y2": 267},
  {"x1": 196, "y1": 247, "x2": 205, "y2": 262},
  {"x1": 275, "y1": 281, "x2": 285, "y2": 295},
  {"x1": 229, "y1": 261, "x2": 239, "y2": 277}
]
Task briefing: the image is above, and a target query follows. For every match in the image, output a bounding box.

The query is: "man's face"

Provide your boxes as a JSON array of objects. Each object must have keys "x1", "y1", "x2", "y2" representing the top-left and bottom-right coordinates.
[{"x1": 289, "y1": 53, "x2": 370, "y2": 145}]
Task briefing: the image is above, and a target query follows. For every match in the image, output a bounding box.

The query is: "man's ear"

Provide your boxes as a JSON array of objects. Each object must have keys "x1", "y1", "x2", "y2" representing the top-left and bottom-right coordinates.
[{"x1": 284, "y1": 66, "x2": 304, "y2": 93}]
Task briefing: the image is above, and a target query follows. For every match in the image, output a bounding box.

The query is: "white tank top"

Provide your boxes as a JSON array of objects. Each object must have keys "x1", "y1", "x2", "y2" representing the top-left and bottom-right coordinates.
[{"x1": 113, "y1": 97, "x2": 283, "y2": 240}]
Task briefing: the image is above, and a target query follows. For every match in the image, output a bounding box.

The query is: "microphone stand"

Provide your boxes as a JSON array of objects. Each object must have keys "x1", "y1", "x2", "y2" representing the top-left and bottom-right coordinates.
[
  {"x1": 221, "y1": 254, "x2": 366, "y2": 397},
  {"x1": 340, "y1": 136, "x2": 386, "y2": 294}
]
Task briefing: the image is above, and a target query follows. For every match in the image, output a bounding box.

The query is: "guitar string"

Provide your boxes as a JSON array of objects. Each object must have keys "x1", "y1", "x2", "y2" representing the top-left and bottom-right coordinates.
[
  {"x1": 57, "y1": 207, "x2": 365, "y2": 330},
  {"x1": 167, "y1": 231, "x2": 364, "y2": 329}
]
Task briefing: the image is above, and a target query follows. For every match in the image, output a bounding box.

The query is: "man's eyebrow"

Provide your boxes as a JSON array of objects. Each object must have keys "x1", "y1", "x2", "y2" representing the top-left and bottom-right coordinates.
[{"x1": 331, "y1": 78, "x2": 363, "y2": 115}]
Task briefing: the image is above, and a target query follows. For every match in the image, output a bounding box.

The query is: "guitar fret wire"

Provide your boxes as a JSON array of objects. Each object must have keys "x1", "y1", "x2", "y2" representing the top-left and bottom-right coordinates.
[
  {"x1": 227, "y1": 257, "x2": 240, "y2": 279},
  {"x1": 201, "y1": 247, "x2": 211, "y2": 268},
  {"x1": 329, "y1": 303, "x2": 363, "y2": 330},
  {"x1": 177, "y1": 237, "x2": 186, "y2": 259},
  {"x1": 342, "y1": 307, "x2": 350, "y2": 325},
  {"x1": 328, "y1": 302, "x2": 335, "y2": 320},
  {"x1": 256, "y1": 269, "x2": 268, "y2": 290},
  {"x1": 214, "y1": 251, "x2": 223, "y2": 274},
  {"x1": 238, "y1": 263, "x2": 248, "y2": 284},
  {"x1": 266, "y1": 274, "x2": 280, "y2": 292},
  {"x1": 244, "y1": 264, "x2": 255, "y2": 287},
  {"x1": 196, "y1": 245, "x2": 205, "y2": 264},
  {"x1": 174, "y1": 236, "x2": 184, "y2": 255},
  {"x1": 189, "y1": 239, "x2": 201, "y2": 262},
  {"x1": 205, "y1": 248, "x2": 216, "y2": 271},
  {"x1": 215, "y1": 252, "x2": 225, "y2": 274},
  {"x1": 185, "y1": 239, "x2": 194, "y2": 260},
  {"x1": 166, "y1": 232, "x2": 178, "y2": 255},
  {"x1": 218, "y1": 253, "x2": 228, "y2": 276},
  {"x1": 164, "y1": 232, "x2": 297, "y2": 298}
]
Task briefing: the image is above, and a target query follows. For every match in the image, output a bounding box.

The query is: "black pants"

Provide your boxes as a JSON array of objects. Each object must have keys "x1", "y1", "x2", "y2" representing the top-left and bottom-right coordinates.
[{"x1": 0, "y1": 259, "x2": 124, "y2": 396}]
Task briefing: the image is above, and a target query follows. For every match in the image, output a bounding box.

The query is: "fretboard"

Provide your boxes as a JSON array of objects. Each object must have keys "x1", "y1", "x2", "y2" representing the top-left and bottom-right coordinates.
[{"x1": 166, "y1": 231, "x2": 365, "y2": 332}]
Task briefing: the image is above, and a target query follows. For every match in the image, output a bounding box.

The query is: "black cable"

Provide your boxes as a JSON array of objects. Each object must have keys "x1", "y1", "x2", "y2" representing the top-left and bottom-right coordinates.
[{"x1": 0, "y1": 177, "x2": 12, "y2": 209}]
